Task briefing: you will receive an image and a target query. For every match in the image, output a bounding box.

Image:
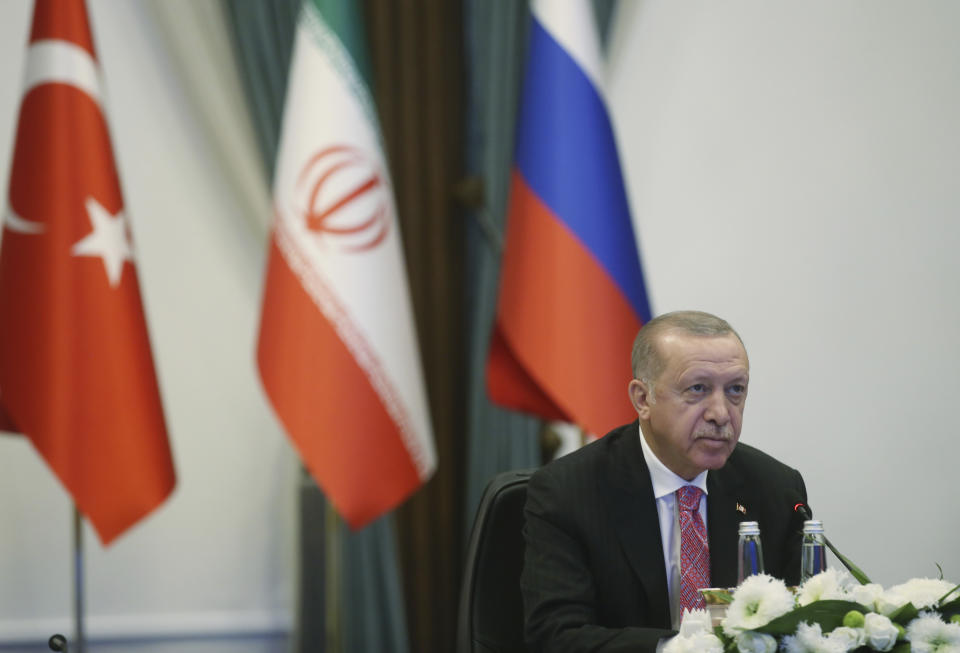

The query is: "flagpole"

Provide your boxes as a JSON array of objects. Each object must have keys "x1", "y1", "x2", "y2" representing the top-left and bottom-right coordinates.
[{"x1": 73, "y1": 506, "x2": 86, "y2": 653}]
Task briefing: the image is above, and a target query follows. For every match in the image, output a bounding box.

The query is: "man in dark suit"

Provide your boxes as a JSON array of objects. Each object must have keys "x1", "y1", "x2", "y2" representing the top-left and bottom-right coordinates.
[{"x1": 521, "y1": 311, "x2": 808, "y2": 653}]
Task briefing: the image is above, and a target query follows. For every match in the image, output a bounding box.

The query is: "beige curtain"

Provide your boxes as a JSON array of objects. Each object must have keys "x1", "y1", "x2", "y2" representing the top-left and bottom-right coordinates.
[{"x1": 146, "y1": 0, "x2": 271, "y2": 237}]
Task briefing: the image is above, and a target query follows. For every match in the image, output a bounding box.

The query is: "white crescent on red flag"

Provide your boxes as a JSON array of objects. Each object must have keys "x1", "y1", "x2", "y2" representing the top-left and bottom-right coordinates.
[{"x1": 0, "y1": 0, "x2": 176, "y2": 545}]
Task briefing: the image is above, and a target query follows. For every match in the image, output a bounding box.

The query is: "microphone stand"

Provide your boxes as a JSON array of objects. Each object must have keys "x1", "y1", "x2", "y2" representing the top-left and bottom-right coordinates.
[{"x1": 821, "y1": 536, "x2": 871, "y2": 585}]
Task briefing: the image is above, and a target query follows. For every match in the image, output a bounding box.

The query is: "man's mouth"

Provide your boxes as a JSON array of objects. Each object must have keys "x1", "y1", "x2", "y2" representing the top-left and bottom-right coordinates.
[{"x1": 694, "y1": 428, "x2": 733, "y2": 442}]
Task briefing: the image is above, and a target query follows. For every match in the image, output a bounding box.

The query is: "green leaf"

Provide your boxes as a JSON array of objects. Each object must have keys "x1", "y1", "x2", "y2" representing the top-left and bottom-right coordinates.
[
  {"x1": 755, "y1": 600, "x2": 868, "y2": 636},
  {"x1": 940, "y1": 596, "x2": 960, "y2": 620},
  {"x1": 937, "y1": 582, "x2": 960, "y2": 605},
  {"x1": 713, "y1": 626, "x2": 736, "y2": 652},
  {"x1": 888, "y1": 643, "x2": 911, "y2": 653},
  {"x1": 701, "y1": 589, "x2": 735, "y2": 605},
  {"x1": 886, "y1": 602, "x2": 919, "y2": 626}
]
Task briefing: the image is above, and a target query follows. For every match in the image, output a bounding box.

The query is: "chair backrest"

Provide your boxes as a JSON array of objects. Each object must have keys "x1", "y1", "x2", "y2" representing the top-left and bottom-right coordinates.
[{"x1": 456, "y1": 469, "x2": 535, "y2": 653}]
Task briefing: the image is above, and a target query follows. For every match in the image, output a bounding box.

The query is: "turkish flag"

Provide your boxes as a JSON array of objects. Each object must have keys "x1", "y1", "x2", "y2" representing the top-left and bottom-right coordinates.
[{"x1": 0, "y1": 0, "x2": 175, "y2": 545}]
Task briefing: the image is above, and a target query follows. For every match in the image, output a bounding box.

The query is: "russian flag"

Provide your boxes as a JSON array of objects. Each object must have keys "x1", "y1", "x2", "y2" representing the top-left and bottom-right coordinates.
[{"x1": 487, "y1": 0, "x2": 652, "y2": 437}]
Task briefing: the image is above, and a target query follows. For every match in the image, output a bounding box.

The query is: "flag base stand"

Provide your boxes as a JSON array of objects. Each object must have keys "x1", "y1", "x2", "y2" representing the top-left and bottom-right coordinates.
[{"x1": 72, "y1": 506, "x2": 86, "y2": 653}]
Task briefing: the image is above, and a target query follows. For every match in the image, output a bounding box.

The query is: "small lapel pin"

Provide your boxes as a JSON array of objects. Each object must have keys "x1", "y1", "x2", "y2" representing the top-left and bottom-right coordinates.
[{"x1": 735, "y1": 502, "x2": 747, "y2": 514}]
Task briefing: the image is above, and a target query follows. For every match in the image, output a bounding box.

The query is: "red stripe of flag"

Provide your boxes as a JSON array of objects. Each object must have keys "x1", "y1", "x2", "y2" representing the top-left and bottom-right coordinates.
[
  {"x1": 257, "y1": 235, "x2": 423, "y2": 528},
  {"x1": 488, "y1": 172, "x2": 641, "y2": 435},
  {"x1": 29, "y1": 0, "x2": 96, "y2": 55}
]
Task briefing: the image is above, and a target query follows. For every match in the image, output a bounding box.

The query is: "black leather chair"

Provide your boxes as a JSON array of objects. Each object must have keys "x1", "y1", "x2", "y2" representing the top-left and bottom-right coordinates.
[{"x1": 456, "y1": 469, "x2": 535, "y2": 653}]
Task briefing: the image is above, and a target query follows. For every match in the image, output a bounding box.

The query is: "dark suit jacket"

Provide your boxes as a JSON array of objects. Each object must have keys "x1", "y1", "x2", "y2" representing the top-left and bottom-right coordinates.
[{"x1": 521, "y1": 421, "x2": 807, "y2": 653}]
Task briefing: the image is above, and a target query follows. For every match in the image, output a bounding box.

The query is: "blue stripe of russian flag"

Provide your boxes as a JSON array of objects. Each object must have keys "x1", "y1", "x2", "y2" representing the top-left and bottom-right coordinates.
[{"x1": 514, "y1": 15, "x2": 651, "y2": 322}]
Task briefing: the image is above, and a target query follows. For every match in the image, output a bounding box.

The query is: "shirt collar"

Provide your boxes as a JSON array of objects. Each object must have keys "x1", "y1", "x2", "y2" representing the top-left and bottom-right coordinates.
[{"x1": 637, "y1": 424, "x2": 709, "y2": 500}]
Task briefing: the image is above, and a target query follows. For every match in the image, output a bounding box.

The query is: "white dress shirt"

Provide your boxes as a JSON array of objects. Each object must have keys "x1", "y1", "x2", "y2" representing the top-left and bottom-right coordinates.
[{"x1": 637, "y1": 426, "x2": 709, "y2": 629}]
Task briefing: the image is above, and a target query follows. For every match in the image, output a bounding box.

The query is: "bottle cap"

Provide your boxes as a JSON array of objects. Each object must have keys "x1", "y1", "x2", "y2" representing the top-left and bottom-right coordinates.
[
  {"x1": 803, "y1": 519, "x2": 824, "y2": 533},
  {"x1": 738, "y1": 520, "x2": 760, "y2": 535}
]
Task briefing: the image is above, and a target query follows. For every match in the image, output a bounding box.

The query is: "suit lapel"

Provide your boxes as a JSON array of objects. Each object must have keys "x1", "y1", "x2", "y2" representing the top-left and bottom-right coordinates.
[
  {"x1": 602, "y1": 425, "x2": 671, "y2": 628},
  {"x1": 707, "y1": 454, "x2": 746, "y2": 589},
  {"x1": 601, "y1": 429, "x2": 752, "y2": 613}
]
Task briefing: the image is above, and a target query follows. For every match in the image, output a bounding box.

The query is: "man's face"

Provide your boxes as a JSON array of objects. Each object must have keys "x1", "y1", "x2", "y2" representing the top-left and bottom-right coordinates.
[{"x1": 628, "y1": 331, "x2": 749, "y2": 480}]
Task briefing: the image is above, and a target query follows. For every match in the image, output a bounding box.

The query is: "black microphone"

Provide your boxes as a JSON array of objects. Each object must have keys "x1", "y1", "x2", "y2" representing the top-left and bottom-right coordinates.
[
  {"x1": 48, "y1": 634, "x2": 68, "y2": 653},
  {"x1": 789, "y1": 495, "x2": 872, "y2": 584},
  {"x1": 792, "y1": 500, "x2": 813, "y2": 521}
]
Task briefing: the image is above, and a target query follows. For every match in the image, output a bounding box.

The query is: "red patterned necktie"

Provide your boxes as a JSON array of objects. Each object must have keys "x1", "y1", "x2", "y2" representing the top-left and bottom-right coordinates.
[{"x1": 678, "y1": 485, "x2": 711, "y2": 611}]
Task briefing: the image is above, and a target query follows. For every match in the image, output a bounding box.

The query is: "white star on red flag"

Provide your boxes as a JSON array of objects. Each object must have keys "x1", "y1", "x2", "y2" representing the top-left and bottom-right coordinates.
[{"x1": 71, "y1": 197, "x2": 133, "y2": 288}]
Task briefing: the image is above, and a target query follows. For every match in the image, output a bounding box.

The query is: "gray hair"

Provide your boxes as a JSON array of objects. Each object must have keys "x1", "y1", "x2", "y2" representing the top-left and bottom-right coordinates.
[{"x1": 631, "y1": 311, "x2": 745, "y2": 396}]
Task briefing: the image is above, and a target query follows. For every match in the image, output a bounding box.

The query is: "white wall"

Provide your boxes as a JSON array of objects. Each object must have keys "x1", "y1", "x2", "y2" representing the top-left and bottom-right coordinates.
[
  {"x1": 0, "y1": 1, "x2": 297, "y2": 642},
  {"x1": 609, "y1": 1, "x2": 960, "y2": 584}
]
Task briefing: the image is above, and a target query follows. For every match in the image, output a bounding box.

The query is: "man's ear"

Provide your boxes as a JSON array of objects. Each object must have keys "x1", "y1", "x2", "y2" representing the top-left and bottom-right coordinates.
[{"x1": 628, "y1": 378, "x2": 653, "y2": 419}]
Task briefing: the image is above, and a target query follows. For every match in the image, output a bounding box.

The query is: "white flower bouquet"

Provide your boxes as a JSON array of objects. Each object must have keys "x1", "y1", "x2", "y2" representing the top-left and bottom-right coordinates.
[{"x1": 665, "y1": 569, "x2": 960, "y2": 653}]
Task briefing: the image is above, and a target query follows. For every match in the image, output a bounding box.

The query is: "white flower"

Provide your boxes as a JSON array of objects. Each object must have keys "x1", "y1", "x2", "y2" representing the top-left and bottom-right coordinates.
[
  {"x1": 722, "y1": 574, "x2": 796, "y2": 637},
  {"x1": 863, "y1": 613, "x2": 899, "y2": 651},
  {"x1": 678, "y1": 608, "x2": 713, "y2": 637},
  {"x1": 827, "y1": 626, "x2": 865, "y2": 651},
  {"x1": 663, "y1": 631, "x2": 724, "y2": 653},
  {"x1": 735, "y1": 631, "x2": 777, "y2": 653},
  {"x1": 849, "y1": 583, "x2": 885, "y2": 611},
  {"x1": 668, "y1": 608, "x2": 723, "y2": 653},
  {"x1": 906, "y1": 612, "x2": 960, "y2": 653},
  {"x1": 875, "y1": 590, "x2": 909, "y2": 616},
  {"x1": 781, "y1": 622, "x2": 846, "y2": 653},
  {"x1": 687, "y1": 633, "x2": 724, "y2": 653},
  {"x1": 887, "y1": 578, "x2": 960, "y2": 611},
  {"x1": 796, "y1": 569, "x2": 856, "y2": 606}
]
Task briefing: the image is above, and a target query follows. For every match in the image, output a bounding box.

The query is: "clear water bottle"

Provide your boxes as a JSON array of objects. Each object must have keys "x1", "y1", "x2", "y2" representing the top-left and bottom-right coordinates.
[
  {"x1": 801, "y1": 520, "x2": 827, "y2": 581},
  {"x1": 737, "y1": 521, "x2": 764, "y2": 582}
]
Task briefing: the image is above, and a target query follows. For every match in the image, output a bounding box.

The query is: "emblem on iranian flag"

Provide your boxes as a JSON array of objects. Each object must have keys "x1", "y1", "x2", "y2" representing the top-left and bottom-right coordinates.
[{"x1": 297, "y1": 145, "x2": 391, "y2": 253}]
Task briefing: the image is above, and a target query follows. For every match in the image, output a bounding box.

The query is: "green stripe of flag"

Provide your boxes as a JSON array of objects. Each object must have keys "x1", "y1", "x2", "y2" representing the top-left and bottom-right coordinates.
[{"x1": 301, "y1": 0, "x2": 382, "y2": 144}]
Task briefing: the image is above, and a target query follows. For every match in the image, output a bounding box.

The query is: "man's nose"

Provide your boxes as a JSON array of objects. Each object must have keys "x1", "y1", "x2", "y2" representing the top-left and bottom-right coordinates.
[{"x1": 703, "y1": 391, "x2": 730, "y2": 425}]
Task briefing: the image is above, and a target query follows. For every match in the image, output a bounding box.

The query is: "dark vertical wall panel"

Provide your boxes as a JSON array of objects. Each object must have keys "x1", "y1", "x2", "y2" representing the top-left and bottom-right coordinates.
[{"x1": 363, "y1": 2, "x2": 467, "y2": 652}]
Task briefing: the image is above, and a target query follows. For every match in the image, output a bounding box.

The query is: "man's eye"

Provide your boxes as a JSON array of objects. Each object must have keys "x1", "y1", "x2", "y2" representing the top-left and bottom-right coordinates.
[
  {"x1": 688, "y1": 384, "x2": 706, "y2": 393},
  {"x1": 728, "y1": 384, "x2": 746, "y2": 395}
]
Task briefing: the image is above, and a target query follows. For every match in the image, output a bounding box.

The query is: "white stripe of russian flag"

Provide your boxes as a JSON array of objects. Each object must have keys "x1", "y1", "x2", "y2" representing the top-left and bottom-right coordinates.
[{"x1": 531, "y1": 0, "x2": 606, "y2": 96}]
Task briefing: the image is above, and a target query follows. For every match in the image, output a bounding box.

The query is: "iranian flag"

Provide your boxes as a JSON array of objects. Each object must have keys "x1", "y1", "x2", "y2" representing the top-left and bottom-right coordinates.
[
  {"x1": 256, "y1": 0, "x2": 436, "y2": 528},
  {"x1": 0, "y1": 0, "x2": 176, "y2": 544}
]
